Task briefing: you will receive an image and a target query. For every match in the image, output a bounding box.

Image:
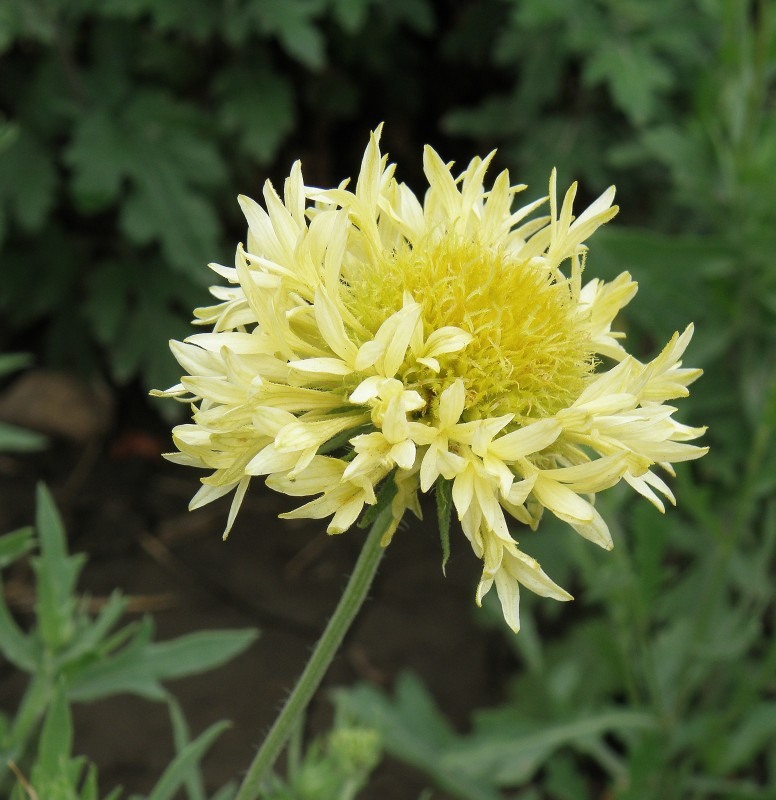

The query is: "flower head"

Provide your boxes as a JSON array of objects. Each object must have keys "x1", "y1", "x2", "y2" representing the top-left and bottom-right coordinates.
[{"x1": 155, "y1": 126, "x2": 707, "y2": 632}]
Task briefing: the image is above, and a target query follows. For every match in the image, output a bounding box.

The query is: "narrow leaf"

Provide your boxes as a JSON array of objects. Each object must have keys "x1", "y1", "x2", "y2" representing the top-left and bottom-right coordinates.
[
  {"x1": 0, "y1": 572, "x2": 38, "y2": 671},
  {"x1": 37, "y1": 685, "x2": 73, "y2": 780},
  {"x1": 0, "y1": 527, "x2": 35, "y2": 568},
  {"x1": 146, "y1": 720, "x2": 231, "y2": 800}
]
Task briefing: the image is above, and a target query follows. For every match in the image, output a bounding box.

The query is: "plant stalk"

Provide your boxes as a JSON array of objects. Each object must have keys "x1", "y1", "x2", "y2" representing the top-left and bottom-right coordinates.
[{"x1": 235, "y1": 508, "x2": 391, "y2": 800}]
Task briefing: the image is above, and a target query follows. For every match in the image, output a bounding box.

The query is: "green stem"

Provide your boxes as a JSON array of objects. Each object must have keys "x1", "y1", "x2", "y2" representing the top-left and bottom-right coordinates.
[{"x1": 235, "y1": 508, "x2": 391, "y2": 800}]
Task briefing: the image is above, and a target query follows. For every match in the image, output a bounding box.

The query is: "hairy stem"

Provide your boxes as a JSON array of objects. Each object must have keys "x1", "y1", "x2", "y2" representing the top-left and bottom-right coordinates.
[{"x1": 235, "y1": 508, "x2": 391, "y2": 800}]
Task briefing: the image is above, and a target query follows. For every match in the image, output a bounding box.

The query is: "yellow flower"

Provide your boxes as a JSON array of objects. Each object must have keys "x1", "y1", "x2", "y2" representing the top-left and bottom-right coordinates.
[{"x1": 154, "y1": 126, "x2": 708, "y2": 632}]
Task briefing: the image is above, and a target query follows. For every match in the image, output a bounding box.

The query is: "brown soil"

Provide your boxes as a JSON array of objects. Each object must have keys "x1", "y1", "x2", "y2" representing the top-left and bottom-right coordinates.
[{"x1": 0, "y1": 420, "x2": 513, "y2": 798}]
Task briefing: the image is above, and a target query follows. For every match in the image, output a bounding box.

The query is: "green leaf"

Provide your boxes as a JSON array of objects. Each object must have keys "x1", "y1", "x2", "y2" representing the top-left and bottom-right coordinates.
[
  {"x1": 332, "y1": 0, "x2": 374, "y2": 32},
  {"x1": 335, "y1": 673, "x2": 500, "y2": 800},
  {"x1": 0, "y1": 421, "x2": 47, "y2": 453},
  {"x1": 716, "y1": 702, "x2": 776, "y2": 774},
  {"x1": 0, "y1": 527, "x2": 35, "y2": 568},
  {"x1": 357, "y1": 473, "x2": 397, "y2": 530},
  {"x1": 36, "y1": 685, "x2": 73, "y2": 781},
  {"x1": 253, "y1": 0, "x2": 327, "y2": 70},
  {"x1": 65, "y1": 111, "x2": 128, "y2": 212},
  {"x1": 0, "y1": 0, "x2": 55, "y2": 53},
  {"x1": 435, "y1": 478, "x2": 452, "y2": 574},
  {"x1": 0, "y1": 352, "x2": 32, "y2": 375},
  {"x1": 583, "y1": 41, "x2": 673, "y2": 124},
  {"x1": 68, "y1": 625, "x2": 258, "y2": 702},
  {"x1": 593, "y1": 227, "x2": 730, "y2": 350},
  {"x1": 66, "y1": 92, "x2": 226, "y2": 276},
  {"x1": 57, "y1": 590, "x2": 127, "y2": 669},
  {"x1": 215, "y1": 67, "x2": 295, "y2": 165},
  {"x1": 0, "y1": 128, "x2": 56, "y2": 236},
  {"x1": 448, "y1": 709, "x2": 657, "y2": 785},
  {"x1": 33, "y1": 484, "x2": 83, "y2": 650},
  {"x1": 167, "y1": 696, "x2": 206, "y2": 800},
  {"x1": 67, "y1": 617, "x2": 163, "y2": 701},
  {"x1": 143, "y1": 720, "x2": 231, "y2": 800},
  {"x1": 210, "y1": 784, "x2": 237, "y2": 800},
  {"x1": 0, "y1": 571, "x2": 38, "y2": 671}
]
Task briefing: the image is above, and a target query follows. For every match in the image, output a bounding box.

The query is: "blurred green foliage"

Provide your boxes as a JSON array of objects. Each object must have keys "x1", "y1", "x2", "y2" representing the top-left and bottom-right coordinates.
[
  {"x1": 2, "y1": 0, "x2": 775, "y2": 797},
  {"x1": 0, "y1": 0, "x2": 434, "y2": 391},
  {"x1": 0, "y1": 486, "x2": 257, "y2": 798}
]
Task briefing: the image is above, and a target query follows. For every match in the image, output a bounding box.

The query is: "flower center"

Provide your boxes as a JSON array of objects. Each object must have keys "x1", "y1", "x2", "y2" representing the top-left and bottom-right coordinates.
[{"x1": 345, "y1": 234, "x2": 595, "y2": 423}]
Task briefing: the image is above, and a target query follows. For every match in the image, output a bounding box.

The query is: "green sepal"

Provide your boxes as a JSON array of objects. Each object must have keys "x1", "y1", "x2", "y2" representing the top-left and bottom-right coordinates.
[
  {"x1": 358, "y1": 472, "x2": 398, "y2": 530},
  {"x1": 435, "y1": 478, "x2": 453, "y2": 575},
  {"x1": 317, "y1": 423, "x2": 374, "y2": 456}
]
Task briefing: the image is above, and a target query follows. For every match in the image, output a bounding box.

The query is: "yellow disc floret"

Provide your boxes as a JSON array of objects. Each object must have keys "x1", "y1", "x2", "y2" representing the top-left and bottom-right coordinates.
[{"x1": 344, "y1": 233, "x2": 594, "y2": 423}]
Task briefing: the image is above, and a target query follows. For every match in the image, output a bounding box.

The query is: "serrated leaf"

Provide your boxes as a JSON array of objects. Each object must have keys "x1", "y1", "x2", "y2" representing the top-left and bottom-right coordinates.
[{"x1": 66, "y1": 92, "x2": 226, "y2": 276}]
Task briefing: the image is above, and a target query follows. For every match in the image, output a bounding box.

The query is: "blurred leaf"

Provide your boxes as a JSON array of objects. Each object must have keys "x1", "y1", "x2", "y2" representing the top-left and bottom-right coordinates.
[
  {"x1": 332, "y1": 0, "x2": 375, "y2": 32},
  {"x1": 68, "y1": 623, "x2": 258, "y2": 702},
  {"x1": 215, "y1": 67, "x2": 295, "y2": 165},
  {"x1": 66, "y1": 91, "x2": 226, "y2": 275},
  {"x1": 83, "y1": 261, "x2": 208, "y2": 390},
  {"x1": 0, "y1": 571, "x2": 38, "y2": 671},
  {"x1": 32, "y1": 484, "x2": 84, "y2": 651},
  {"x1": 65, "y1": 111, "x2": 127, "y2": 212},
  {"x1": 0, "y1": 422, "x2": 47, "y2": 453},
  {"x1": 210, "y1": 785, "x2": 238, "y2": 800},
  {"x1": 0, "y1": 352, "x2": 32, "y2": 375},
  {"x1": 0, "y1": 0, "x2": 55, "y2": 53},
  {"x1": 0, "y1": 527, "x2": 35, "y2": 568},
  {"x1": 58, "y1": 590, "x2": 127, "y2": 669},
  {"x1": 252, "y1": 0, "x2": 328, "y2": 70},
  {"x1": 383, "y1": 0, "x2": 435, "y2": 34},
  {"x1": 716, "y1": 702, "x2": 776, "y2": 775},
  {"x1": 167, "y1": 696, "x2": 206, "y2": 800},
  {"x1": 36, "y1": 684, "x2": 73, "y2": 781},
  {"x1": 140, "y1": 719, "x2": 231, "y2": 800},
  {"x1": 335, "y1": 673, "x2": 501, "y2": 800},
  {"x1": 583, "y1": 41, "x2": 673, "y2": 124},
  {"x1": 593, "y1": 227, "x2": 731, "y2": 349},
  {"x1": 0, "y1": 128, "x2": 56, "y2": 243},
  {"x1": 453, "y1": 708, "x2": 656, "y2": 785}
]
